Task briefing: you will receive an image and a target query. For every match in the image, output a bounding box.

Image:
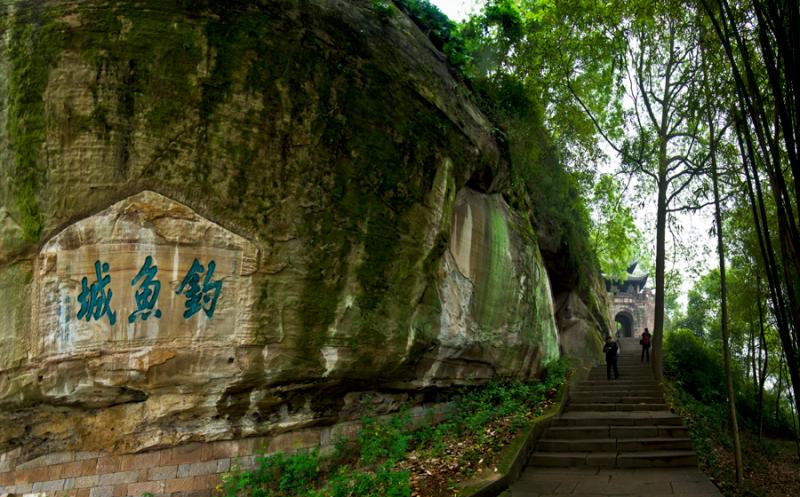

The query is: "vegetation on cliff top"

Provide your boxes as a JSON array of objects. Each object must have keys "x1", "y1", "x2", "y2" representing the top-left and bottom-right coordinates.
[{"x1": 392, "y1": 0, "x2": 627, "y2": 298}]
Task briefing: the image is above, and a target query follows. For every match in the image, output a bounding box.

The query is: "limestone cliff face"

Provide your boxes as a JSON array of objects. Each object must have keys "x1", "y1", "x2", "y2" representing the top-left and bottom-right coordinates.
[{"x1": 0, "y1": 0, "x2": 565, "y2": 455}]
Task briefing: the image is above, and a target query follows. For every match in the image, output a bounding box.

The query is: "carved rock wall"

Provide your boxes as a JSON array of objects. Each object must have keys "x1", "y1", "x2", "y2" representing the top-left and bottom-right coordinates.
[{"x1": 0, "y1": 0, "x2": 567, "y2": 463}]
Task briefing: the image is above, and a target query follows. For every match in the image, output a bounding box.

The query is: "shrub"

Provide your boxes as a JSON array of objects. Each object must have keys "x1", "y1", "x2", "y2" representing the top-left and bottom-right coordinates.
[{"x1": 664, "y1": 328, "x2": 727, "y2": 403}]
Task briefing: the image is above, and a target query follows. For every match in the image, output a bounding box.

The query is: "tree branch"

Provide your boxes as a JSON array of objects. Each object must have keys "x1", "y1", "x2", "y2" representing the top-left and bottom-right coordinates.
[{"x1": 565, "y1": 79, "x2": 623, "y2": 156}]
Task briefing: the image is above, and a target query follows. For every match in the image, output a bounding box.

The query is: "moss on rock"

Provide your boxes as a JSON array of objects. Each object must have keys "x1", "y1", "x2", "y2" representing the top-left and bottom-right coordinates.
[{"x1": 0, "y1": 0, "x2": 596, "y2": 453}]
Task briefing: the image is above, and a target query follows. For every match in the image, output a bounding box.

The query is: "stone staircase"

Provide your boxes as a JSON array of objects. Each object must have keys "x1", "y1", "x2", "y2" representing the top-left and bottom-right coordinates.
[{"x1": 529, "y1": 338, "x2": 697, "y2": 468}]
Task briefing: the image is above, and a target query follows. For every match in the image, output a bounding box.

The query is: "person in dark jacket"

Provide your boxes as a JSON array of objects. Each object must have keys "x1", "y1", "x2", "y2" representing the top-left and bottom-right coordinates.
[
  {"x1": 640, "y1": 328, "x2": 652, "y2": 363},
  {"x1": 603, "y1": 335, "x2": 619, "y2": 380}
]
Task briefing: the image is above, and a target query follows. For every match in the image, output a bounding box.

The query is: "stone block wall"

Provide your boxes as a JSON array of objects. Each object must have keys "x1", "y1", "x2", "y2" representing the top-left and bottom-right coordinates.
[{"x1": 0, "y1": 438, "x2": 289, "y2": 497}]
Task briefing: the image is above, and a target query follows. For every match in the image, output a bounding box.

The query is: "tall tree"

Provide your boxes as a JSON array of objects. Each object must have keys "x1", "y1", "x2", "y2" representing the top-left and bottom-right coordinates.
[
  {"x1": 620, "y1": 6, "x2": 709, "y2": 380},
  {"x1": 700, "y1": 0, "x2": 800, "y2": 418},
  {"x1": 704, "y1": 67, "x2": 744, "y2": 480}
]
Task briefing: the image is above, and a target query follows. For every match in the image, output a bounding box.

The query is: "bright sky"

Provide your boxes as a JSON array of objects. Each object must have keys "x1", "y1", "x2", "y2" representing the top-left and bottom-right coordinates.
[{"x1": 429, "y1": 0, "x2": 481, "y2": 21}]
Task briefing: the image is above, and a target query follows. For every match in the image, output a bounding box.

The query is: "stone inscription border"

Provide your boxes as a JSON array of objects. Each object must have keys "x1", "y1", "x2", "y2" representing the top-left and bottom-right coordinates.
[{"x1": 32, "y1": 191, "x2": 259, "y2": 360}]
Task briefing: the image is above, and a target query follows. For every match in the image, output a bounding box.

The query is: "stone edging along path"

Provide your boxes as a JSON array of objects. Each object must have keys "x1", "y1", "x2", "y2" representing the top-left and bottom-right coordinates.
[{"x1": 456, "y1": 404, "x2": 563, "y2": 497}]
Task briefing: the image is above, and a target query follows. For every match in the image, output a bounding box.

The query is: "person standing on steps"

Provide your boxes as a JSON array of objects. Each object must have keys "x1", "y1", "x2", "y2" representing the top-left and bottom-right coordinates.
[
  {"x1": 640, "y1": 328, "x2": 651, "y2": 363},
  {"x1": 603, "y1": 335, "x2": 619, "y2": 380}
]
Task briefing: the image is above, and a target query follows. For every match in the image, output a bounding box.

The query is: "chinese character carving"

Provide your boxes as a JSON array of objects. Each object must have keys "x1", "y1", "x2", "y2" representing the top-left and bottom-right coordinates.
[
  {"x1": 176, "y1": 259, "x2": 222, "y2": 319},
  {"x1": 128, "y1": 255, "x2": 162, "y2": 323},
  {"x1": 77, "y1": 260, "x2": 117, "y2": 325}
]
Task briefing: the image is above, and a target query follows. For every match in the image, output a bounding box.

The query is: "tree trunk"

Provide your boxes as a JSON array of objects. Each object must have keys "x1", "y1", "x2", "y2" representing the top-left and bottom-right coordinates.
[
  {"x1": 653, "y1": 168, "x2": 668, "y2": 382},
  {"x1": 750, "y1": 319, "x2": 758, "y2": 400},
  {"x1": 756, "y1": 276, "x2": 769, "y2": 439},
  {"x1": 711, "y1": 119, "x2": 744, "y2": 484},
  {"x1": 734, "y1": 116, "x2": 800, "y2": 422},
  {"x1": 776, "y1": 355, "x2": 784, "y2": 425}
]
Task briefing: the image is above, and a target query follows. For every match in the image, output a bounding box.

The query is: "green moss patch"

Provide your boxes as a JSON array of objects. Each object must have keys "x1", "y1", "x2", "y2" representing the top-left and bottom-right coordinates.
[{"x1": 7, "y1": 5, "x2": 68, "y2": 241}]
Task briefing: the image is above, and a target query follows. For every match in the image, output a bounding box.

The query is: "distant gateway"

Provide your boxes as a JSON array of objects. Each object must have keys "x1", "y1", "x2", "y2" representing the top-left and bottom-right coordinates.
[{"x1": 605, "y1": 261, "x2": 655, "y2": 338}]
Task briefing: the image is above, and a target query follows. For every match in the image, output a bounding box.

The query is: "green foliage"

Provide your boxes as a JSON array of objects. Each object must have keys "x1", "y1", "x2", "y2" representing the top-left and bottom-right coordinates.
[
  {"x1": 222, "y1": 450, "x2": 319, "y2": 497},
  {"x1": 736, "y1": 388, "x2": 798, "y2": 438},
  {"x1": 459, "y1": 0, "x2": 523, "y2": 78},
  {"x1": 357, "y1": 411, "x2": 412, "y2": 466},
  {"x1": 665, "y1": 329, "x2": 797, "y2": 438},
  {"x1": 665, "y1": 379, "x2": 799, "y2": 496},
  {"x1": 370, "y1": 0, "x2": 395, "y2": 19},
  {"x1": 319, "y1": 463, "x2": 410, "y2": 497},
  {"x1": 392, "y1": 0, "x2": 606, "y2": 293},
  {"x1": 674, "y1": 270, "x2": 721, "y2": 339},
  {"x1": 589, "y1": 174, "x2": 644, "y2": 280},
  {"x1": 664, "y1": 383, "x2": 730, "y2": 468},
  {"x1": 220, "y1": 361, "x2": 566, "y2": 497},
  {"x1": 415, "y1": 358, "x2": 567, "y2": 461},
  {"x1": 454, "y1": 2, "x2": 607, "y2": 296},
  {"x1": 664, "y1": 328, "x2": 727, "y2": 403},
  {"x1": 391, "y1": 0, "x2": 469, "y2": 72}
]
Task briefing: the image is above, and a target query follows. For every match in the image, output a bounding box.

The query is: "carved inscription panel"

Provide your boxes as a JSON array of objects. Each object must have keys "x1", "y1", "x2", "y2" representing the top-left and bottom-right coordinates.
[{"x1": 34, "y1": 191, "x2": 259, "y2": 358}]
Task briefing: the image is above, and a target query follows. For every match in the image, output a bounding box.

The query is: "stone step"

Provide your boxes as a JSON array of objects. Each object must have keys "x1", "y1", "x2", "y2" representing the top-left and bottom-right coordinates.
[
  {"x1": 618, "y1": 437, "x2": 694, "y2": 451},
  {"x1": 568, "y1": 394, "x2": 665, "y2": 404},
  {"x1": 576, "y1": 379, "x2": 656, "y2": 386},
  {"x1": 544, "y1": 425, "x2": 689, "y2": 440},
  {"x1": 584, "y1": 377, "x2": 654, "y2": 382},
  {"x1": 589, "y1": 364, "x2": 652, "y2": 369},
  {"x1": 528, "y1": 450, "x2": 697, "y2": 468},
  {"x1": 537, "y1": 438, "x2": 616, "y2": 452},
  {"x1": 568, "y1": 403, "x2": 669, "y2": 412},
  {"x1": 528, "y1": 451, "x2": 613, "y2": 468},
  {"x1": 570, "y1": 388, "x2": 662, "y2": 396},
  {"x1": 586, "y1": 372, "x2": 654, "y2": 379},
  {"x1": 617, "y1": 450, "x2": 698, "y2": 468},
  {"x1": 575, "y1": 376, "x2": 658, "y2": 389},
  {"x1": 611, "y1": 425, "x2": 690, "y2": 439},
  {"x1": 586, "y1": 370, "x2": 654, "y2": 376},
  {"x1": 577, "y1": 384, "x2": 659, "y2": 391},
  {"x1": 579, "y1": 379, "x2": 657, "y2": 385},
  {"x1": 552, "y1": 411, "x2": 684, "y2": 427},
  {"x1": 536, "y1": 437, "x2": 693, "y2": 452}
]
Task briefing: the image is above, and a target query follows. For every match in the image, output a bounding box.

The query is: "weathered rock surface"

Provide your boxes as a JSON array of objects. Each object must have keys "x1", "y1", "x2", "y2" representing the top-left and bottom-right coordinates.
[
  {"x1": 554, "y1": 290, "x2": 606, "y2": 368},
  {"x1": 0, "y1": 0, "x2": 591, "y2": 458}
]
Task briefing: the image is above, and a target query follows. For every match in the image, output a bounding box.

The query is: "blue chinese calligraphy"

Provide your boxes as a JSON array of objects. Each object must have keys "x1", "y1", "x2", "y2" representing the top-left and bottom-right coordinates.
[
  {"x1": 76, "y1": 257, "x2": 224, "y2": 324},
  {"x1": 77, "y1": 260, "x2": 117, "y2": 325},
  {"x1": 176, "y1": 259, "x2": 222, "y2": 319},
  {"x1": 128, "y1": 255, "x2": 162, "y2": 323}
]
